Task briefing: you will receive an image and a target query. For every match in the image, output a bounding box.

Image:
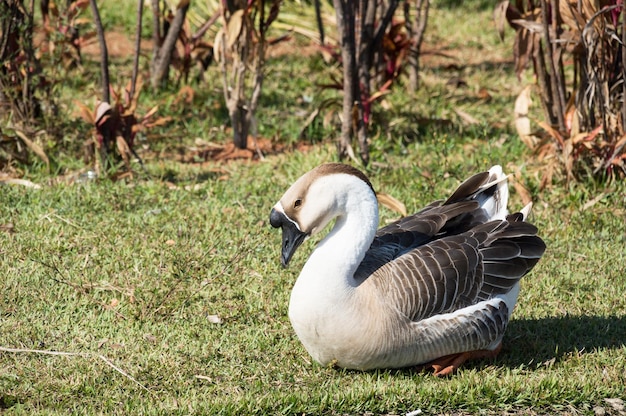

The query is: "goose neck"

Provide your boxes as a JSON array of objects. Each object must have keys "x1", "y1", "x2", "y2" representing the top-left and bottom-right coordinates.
[{"x1": 302, "y1": 192, "x2": 378, "y2": 287}]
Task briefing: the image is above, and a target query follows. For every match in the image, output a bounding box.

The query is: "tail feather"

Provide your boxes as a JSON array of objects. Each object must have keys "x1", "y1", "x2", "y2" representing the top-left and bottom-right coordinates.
[
  {"x1": 444, "y1": 165, "x2": 510, "y2": 221},
  {"x1": 475, "y1": 165, "x2": 509, "y2": 221}
]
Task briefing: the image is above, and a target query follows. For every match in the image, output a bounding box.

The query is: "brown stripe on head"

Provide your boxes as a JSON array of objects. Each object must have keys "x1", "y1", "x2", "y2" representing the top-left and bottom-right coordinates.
[
  {"x1": 313, "y1": 163, "x2": 375, "y2": 193},
  {"x1": 279, "y1": 163, "x2": 374, "y2": 233}
]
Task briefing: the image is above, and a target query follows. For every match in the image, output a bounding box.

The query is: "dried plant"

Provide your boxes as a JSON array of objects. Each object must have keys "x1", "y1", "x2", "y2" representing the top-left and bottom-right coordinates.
[
  {"x1": 0, "y1": 0, "x2": 45, "y2": 123},
  {"x1": 150, "y1": 0, "x2": 191, "y2": 89},
  {"x1": 497, "y1": 0, "x2": 626, "y2": 183},
  {"x1": 215, "y1": 0, "x2": 282, "y2": 150},
  {"x1": 404, "y1": 0, "x2": 429, "y2": 91},
  {"x1": 328, "y1": 0, "x2": 427, "y2": 165},
  {"x1": 0, "y1": 0, "x2": 55, "y2": 172},
  {"x1": 78, "y1": 0, "x2": 170, "y2": 174},
  {"x1": 39, "y1": 0, "x2": 94, "y2": 70},
  {"x1": 77, "y1": 79, "x2": 171, "y2": 173}
]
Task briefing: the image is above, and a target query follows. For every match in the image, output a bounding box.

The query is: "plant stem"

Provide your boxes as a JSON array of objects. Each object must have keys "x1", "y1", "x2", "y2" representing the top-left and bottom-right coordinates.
[
  {"x1": 130, "y1": 0, "x2": 143, "y2": 101},
  {"x1": 89, "y1": 0, "x2": 110, "y2": 103}
]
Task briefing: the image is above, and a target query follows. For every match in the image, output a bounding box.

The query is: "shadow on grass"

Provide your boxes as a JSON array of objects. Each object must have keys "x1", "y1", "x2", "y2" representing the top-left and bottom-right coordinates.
[
  {"x1": 374, "y1": 315, "x2": 626, "y2": 377},
  {"x1": 497, "y1": 315, "x2": 626, "y2": 368}
]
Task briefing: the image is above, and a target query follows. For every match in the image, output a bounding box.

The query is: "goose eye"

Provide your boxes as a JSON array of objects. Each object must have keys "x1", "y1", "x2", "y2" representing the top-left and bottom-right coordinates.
[{"x1": 294, "y1": 199, "x2": 302, "y2": 209}]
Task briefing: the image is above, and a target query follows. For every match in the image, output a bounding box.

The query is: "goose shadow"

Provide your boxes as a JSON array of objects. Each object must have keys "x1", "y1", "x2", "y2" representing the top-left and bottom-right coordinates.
[
  {"x1": 494, "y1": 314, "x2": 626, "y2": 368},
  {"x1": 378, "y1": 315, "x2": 626, "y2": 376}
]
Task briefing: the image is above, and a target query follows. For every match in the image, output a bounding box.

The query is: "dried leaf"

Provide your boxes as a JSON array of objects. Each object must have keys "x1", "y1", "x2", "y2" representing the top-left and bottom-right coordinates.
[
  {"x1": 376, "y1": 192, "x2": 407, "y2": 217},
  {"x1": 0, "y1": 223, "x2": 15, "y2": 233},
  {"x1": 142, "y1": 105, "x2": 159, "y2": 121},
  {"x1": 143, "y1": 116, "x2": 172, "y2": 129},
  {"x1": 510, "y1": 18, "x2": 544, "y2": 34},
  {"x1": 511, "y1": 178, "x2": 533, "y2": 206},
  {"x1": 604, "y1": 398, "x2": 625, "y2": 412},
  {"x1": 298, "y1": 107, "x2": 320, "y2": 139},
  {"x1": 213, "y1": 28, "x2": 224, "y2": 63},
  {"x1": 367, "y1": 88, "x2": 391, "y2": 104},
  {"x1": 265, "y1": 0, "x2": 282, "y2": 29},
  {"x1": 14, "y1": 130, "x2": 50, "y2": 168},
  {"x1": 494, "y1": 1, "x2": 510, "y2": 41},
  {"x1": 0, "y1": 178, "x2": 42, "y2": 189},
  {"x1": 226, "y1": 9, "x2": 245, "y2": 50},
  {"x1": 539, "y1": 162, "x2": 555, "y2": 190},
  {"x1": 175, "y1": 85, "x2": 195, "y2": 105},
  {"x1": 537, "y1": 120, "x2": 565, "y2": 147},
  {"x1": 75, "y1": 100, "x2": 94, "y2": 123},
  {"x1": 115, "y1": 135, "x2": 131, "y2": 167},
  {"x1": 514, "y1": 86, "x2": 537, "y2": 148},
  {"x1": 177, "y1": 0, "x2": 190, "y2": 9},
  {"x1": 582, "y1": 191, "x2": 609, "y2": 210},
  {"x1": 454, "y1": 109, "x2": 479, "y2": 125},
  {"x1": 513, "y1": 27, "x2": 537, "y2": 78}
]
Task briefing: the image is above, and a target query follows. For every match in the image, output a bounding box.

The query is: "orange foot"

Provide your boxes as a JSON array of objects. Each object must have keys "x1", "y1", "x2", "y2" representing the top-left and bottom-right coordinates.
[{"x1": 420, "y1": 342, "x2": 503, "y2": 377}]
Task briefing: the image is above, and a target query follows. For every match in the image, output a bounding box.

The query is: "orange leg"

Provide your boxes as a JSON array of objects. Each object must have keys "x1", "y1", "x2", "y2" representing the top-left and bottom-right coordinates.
[{"x1": 420, "y1": 342, "x2": 503, "y2": 377}]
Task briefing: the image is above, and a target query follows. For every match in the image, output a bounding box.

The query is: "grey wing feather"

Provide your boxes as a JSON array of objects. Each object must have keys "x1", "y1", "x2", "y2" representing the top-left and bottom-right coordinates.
[
  {"x1": 355, "y1": 168, "x2": 546, "y2": 325},
  {"x1": 361, "y1": 217, "x2": 546, "y2": 323},
  {"x1": 415, "y1": 300, "x2": 510, "y2": 358},
  {"x1": 355, "y1": 201, "x2": 481, "y2": 281}
]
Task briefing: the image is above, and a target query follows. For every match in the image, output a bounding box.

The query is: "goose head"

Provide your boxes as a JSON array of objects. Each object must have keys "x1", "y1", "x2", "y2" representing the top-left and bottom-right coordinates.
[{"x1": 270, "y1": 163, "x2": 375, "y2": 267}]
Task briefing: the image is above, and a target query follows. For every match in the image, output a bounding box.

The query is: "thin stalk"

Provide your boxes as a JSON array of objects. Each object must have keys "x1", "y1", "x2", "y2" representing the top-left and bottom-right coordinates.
[
  {"x1": 89, "y1": 0, "x2": 110, "y2": 103},
  {"x1": 540, "y1": 0, "x2": 565, "y2": 131},
  {"x1": 130, "y1": 0, "x2": 143, "y2": 101},
  {"x1": 623, "y1": 2, "x2": 626, "y2": 132}
]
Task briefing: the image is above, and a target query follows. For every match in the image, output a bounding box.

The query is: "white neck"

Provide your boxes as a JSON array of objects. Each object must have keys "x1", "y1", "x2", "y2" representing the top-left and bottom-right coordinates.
[
  {"x1": 287, "y1": 173, "x2": 379, "y2": 364},
  {"x1": 292, "y1": 179, "x2": 379, "y2": 302}
]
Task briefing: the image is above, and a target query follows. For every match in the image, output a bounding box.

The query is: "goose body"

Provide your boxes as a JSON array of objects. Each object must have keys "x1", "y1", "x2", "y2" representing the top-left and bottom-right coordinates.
[{"x1": 270, "y1": 163, "x2": 545, "y2": 374}]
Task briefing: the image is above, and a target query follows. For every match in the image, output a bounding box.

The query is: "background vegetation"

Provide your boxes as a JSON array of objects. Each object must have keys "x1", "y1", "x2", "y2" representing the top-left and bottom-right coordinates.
[{"x1": 1, "y1": 0, "x2": 625, "y2": 414}]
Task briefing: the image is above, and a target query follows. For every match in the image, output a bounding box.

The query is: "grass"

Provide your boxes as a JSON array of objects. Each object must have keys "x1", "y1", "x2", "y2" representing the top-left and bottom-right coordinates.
[
  {"x1": 1, "y1": 146, "x2": 625, "y2": 415},
  {"x1": 2, "y1": 1, "x2": 626, "y2": 415}
]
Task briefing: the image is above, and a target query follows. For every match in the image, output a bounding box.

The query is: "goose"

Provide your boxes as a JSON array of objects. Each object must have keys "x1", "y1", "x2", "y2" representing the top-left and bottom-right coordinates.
[{"x1": 269, "y1": 163, "x2": 546, "y2": 376}]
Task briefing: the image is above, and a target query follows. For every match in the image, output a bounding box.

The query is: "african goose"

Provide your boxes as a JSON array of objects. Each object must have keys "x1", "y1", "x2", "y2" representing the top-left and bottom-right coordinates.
[{"x1": 270, "y1": 163, "x2": 545, "y2": 375}]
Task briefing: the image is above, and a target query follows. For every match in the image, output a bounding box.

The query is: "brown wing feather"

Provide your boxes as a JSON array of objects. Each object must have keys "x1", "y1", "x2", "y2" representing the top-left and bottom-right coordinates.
[
  {"x1": 362, "y1": 217, "x2": 545, "y2": 323},
  {"x1": 356, "y1": 167, "x2": 546, "y2": 324}
]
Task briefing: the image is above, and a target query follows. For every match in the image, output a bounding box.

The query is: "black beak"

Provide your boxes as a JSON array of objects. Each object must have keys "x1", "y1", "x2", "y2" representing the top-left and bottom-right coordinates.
[{"x1": 270, "y1": 208, "x2": 307, "y2": 267}]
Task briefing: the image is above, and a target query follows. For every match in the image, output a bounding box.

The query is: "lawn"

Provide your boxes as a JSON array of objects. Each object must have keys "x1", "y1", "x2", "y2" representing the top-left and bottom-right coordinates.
[{"x1": 1, "y1": 1, "x2": 626, "y2": 415}]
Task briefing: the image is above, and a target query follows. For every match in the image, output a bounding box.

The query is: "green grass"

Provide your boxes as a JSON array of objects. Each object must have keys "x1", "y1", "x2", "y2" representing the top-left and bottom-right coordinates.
[
  {"x1": 2, "y1": 145, "x2": 626, "y2": 415},
  {"x1": 2, "y1": 1, "x2": 626, "y2": 414}
]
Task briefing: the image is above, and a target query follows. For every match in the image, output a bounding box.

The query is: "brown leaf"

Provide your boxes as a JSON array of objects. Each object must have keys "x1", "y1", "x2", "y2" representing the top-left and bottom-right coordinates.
[
  {"x1": 537, "y1": 120, "x2": 565, "y2": 147},
  {"x1": 14, "y1": 130, "x2": 50, "y2": 169},
  {"x1": 454, "y1": 109, "x2": 479, "y2": 125},
  {"x1": 514, "y1": 86, "x2": 538, "y2": 148},
  {"x1": 513, "y1": 27, "x2": 539, "y2": 79},
  {"x1": 477, "y1": 88, "x2": 492, "y2": 100},
  {"x1": 142, "y1": 105, "x2": 160, "y2": 121},
  {"x1": 493, "y1": 1, "x2": 510, "y2": 41},
  {"x1": 511, "y1": 178, "x2": 533, "y2": 207},
  {"x1": 175, "y1": 85, "x2": 195, "y2": 105},
  {"x1": 143, "y1": 116, "x2": 172, "y2": 129},
  {"x1": 539, "y1": 163, "x2": 555, "y2": 190},
  {"x1": 0, "y1": 178, "x2": 42, "y2": 189},
  {"x1": 0, "y1": 223, "x2": 15, "y2": 234},
  {"x1": 226, "y1": 9, "x2": 245, "y2": 50},
  {"x1": 115, "y1": 135, "x2": 131, "y2": 167},
  {"x1": 213, "y1": 28, "x2": 224, "y2": 63},
  {"x1": 376, "y1": 192, "x2": 407, "y2": 217},
  {"x1": 75, "y1": 100, "x2": 94, "y2": 123}
]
